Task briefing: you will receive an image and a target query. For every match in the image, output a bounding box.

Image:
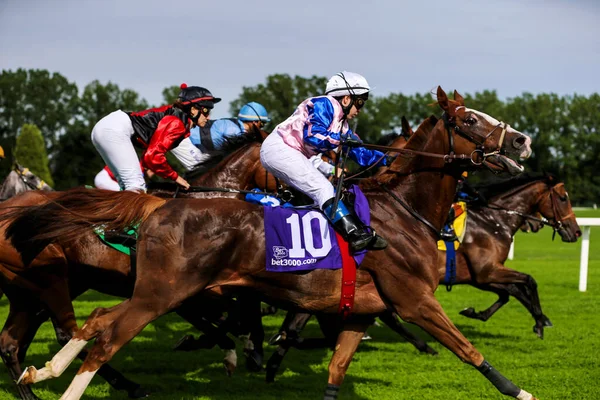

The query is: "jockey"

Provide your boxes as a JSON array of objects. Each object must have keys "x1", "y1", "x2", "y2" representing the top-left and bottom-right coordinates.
[
  {"x1": 260, "y1": 71, "x2": 388, "y2": 253},
  {"x1": 171, "y1": 102, "x2": 270, "y2": 170},
  {"x1": 91, "y1": 84, "x2": 221, "y2": 191}
]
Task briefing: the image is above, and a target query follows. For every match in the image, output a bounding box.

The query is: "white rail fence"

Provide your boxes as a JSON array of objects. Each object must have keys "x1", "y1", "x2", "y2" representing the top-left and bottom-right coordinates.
[{"x1": 508, "y1": 218, "x2": 600, "y2": 292}]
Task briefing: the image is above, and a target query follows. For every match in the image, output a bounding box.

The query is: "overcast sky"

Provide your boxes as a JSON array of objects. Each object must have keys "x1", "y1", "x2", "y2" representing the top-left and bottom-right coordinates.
[{"x1": 1, "y1": 0, "x2": 599, "y2": 118}]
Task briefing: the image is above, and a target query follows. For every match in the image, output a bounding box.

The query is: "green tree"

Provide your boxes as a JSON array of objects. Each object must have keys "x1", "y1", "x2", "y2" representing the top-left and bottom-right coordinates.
[
  {"x1": 162, "y1": 85, "x2": 181, "y2": 105},
  {"x1": 0, "y1": 68, "x2": 79, "y2": 178},
  {"x1": 14, "y1": 123, "x2": 54, "y2": 187}
]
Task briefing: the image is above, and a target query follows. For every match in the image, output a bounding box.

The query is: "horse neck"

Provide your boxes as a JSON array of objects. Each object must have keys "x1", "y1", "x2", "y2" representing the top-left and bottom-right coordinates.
[
  {"x1": 486, "y1": 181, "x2": 548, "y2": 235},
  {"x1": 192, "y1": 143, "x2": 261, "y2": 190},
  {"x1": 371, "y1": 120, "x2": 460, "y2": 233}
]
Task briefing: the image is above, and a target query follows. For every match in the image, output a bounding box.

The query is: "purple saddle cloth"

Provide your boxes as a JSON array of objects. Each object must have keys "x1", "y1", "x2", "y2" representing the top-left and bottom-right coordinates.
[{"x1": 264, "y1": 185, "x2": 369, "y2": 272}]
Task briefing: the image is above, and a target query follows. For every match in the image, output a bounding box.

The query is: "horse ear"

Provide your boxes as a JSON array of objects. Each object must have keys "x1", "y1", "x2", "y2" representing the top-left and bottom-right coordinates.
[
  {"x1": 401, "y1": 116, "x2": 413, "y2": 137},
  {"x1": 453, "y1": 90, "x2": 465, "y2": 106},
  {"x1": 437, "y1": 86, "x2": 449, "y2": 112}
]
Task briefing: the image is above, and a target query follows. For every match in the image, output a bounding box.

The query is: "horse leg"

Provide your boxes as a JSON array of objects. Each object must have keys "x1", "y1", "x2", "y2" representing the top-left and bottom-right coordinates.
[
  {"x1": 378, "y1": 310, "x2": 438, "y2": 355},
  {"x1": 324, "y1": 319, "x2": 371, "y2": 400},
  {"x1": 17, "y1": 301, "x2": 129, "y2": 386},
  {"x1": 376, "y1": 269, "x2": 537, "y2": 399},
  {"x1": 266, "y1": 312, "x2": 313, "y2": 383},
  {"x1": 0, "y1": 302, "x2": 48, "y2": 400},
  {"x1": 459, "y1": 290, "x2": 510, "y2": 321},
  {"x1": 174, "y1": 300, "x2": 237, "y2": 377},
  {"x1": 489, "y1": 279, "x2": 551, "y2": 339},
  {"x1": 237, "y1": 294, "x2": 264, "y2": 372}
]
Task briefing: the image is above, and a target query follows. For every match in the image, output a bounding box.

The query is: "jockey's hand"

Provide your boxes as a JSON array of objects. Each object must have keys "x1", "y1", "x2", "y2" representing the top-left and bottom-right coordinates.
[
  {"x1": 175, "y1": 176, "x2": 190, "y2": 190},
  {"x1": 145, "y1": 169, "x2": 155, "y2": 179}
]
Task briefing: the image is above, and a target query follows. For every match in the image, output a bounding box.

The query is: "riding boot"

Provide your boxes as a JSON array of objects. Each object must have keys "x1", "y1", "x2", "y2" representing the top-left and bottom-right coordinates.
[{"x1": 322, "y1": 198, "x2": 387, "y2": 253}]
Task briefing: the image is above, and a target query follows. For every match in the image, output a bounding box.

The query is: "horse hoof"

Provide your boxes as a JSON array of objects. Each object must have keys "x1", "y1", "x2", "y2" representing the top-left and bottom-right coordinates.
[
  {"x1": 459, "y1": 307, "x2": 477, "y2": 318},
  {"x1": 173, "y1": 334, "x2": 196, "y2": 351},
  {"x1": 265, "y1": 367, "x2": 277, "y2": 383},
  {"x1": 422, "y1": 346, "x2": 439, "y2": 356},
  {"x1": 533, "y1": 325, "x2": 544, "y2": 339},
  {"x1": 17, "y1": 366, "x2": 36, "y2": 385},
  {"x1": 542, "y1": 316, "x2": 553, "y2": 327},
  {"x1": 245, "y1": 351, "x2": 263, "y2": 372},
  {"x1": 128, "y1": 386, "x2": 151, "y2": 398},
  {"x1": 361, "y1": 333, "x2": 372, "y2": 341}
]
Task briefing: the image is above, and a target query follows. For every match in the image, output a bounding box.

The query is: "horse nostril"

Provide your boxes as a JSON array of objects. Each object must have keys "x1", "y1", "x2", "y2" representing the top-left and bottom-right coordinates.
[
  {"x1": 576, "y1": 230, "x2": 582, "y2": 238},
  {"x1": 513, "y1": 136, "x2": 526, "y2": 148}
]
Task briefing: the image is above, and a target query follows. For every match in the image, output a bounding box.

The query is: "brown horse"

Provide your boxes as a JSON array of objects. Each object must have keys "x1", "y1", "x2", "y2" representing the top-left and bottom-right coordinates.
[
  {"x1": 7, "y1": 87, "x2": 537, "y2": 400},
  {"x1": 0, "y1": 132, "x2": 272, "y2": 400},
  {"x1": 263, "y1": 171, "x2": 580, "y2": 382}
]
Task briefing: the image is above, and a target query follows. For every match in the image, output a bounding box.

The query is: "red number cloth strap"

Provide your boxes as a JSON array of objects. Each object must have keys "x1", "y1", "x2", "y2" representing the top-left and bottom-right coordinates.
[{"x1": 335, "y1": 232, "x2": 357, "y2": 320}]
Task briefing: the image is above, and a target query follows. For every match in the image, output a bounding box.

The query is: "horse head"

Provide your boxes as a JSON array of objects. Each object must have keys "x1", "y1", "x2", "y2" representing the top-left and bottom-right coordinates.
[
  {"x1": 436, "y1": 86, "x2": 532, "y2": 176},
  {"x1": 13, "y1": 163, "x2": 53, "y2": 192},
  {"x1": 536, "y1": 175, "x2": 581, "y2": 242}
]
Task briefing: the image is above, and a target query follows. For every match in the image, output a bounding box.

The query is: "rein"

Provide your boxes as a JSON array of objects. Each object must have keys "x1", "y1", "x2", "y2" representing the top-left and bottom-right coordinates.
[
  {"x1": 483, "y1": 184, "x2": 573, "y2": 239},
  {"x1": 378, "y1": 183, "x2": 441, "y2": 239}
]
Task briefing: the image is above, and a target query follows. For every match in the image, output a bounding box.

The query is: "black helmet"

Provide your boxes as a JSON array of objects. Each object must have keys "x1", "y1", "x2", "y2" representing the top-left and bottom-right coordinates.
[{"x1": 178, "y1": 83, "x2": 221, "y2": 109}]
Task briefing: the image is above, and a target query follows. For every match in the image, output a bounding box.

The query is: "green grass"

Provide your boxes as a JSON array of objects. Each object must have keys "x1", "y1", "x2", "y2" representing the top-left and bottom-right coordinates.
[{"x1": 1, "y1": 210, "x2": 599, "y2": 399}]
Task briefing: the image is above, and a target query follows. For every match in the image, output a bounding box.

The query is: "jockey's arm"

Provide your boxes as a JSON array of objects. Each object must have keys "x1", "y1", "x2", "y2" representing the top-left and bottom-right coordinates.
[
  {"x1": 309, "y1": 154, "x2": 335, "y2": 177},
  {"x1": 303, "y1": 98, "x2": 345, "y2": 152},
  {"x1": 142, "y1": 116, "x2": 187, "y2": 180},
  {"x1": 170, "y1": 137, "x2": 211, "y2": 171}
]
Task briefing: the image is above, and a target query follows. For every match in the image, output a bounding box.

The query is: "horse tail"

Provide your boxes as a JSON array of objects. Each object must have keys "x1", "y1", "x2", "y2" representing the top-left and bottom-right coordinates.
[{"x1": 3, "y1": 188, "x2": 167, "y2": 266}]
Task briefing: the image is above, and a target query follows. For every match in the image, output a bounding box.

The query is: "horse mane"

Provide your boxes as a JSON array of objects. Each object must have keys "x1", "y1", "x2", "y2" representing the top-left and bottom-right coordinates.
[
  {"x1": 472, "y1": 172, "x2": 560, "y2": 200},
  {"x1": 3, "y1": 188, "x2": 166, "y2": 266}
]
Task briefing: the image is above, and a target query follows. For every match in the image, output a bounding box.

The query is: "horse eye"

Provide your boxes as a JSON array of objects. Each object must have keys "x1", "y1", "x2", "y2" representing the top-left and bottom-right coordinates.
[{"x1": 465, "y1": 117, "x2": 476, "y2": 125}]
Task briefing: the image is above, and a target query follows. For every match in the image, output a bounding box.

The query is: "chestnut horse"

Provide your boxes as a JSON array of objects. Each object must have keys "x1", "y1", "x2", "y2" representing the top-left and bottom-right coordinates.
[
  {"x1": 0, "y1": 132, "x2": 272, "y2": 400},
  {"x1": 263, "y1": 172, "x2": 580, "y2": 382},
  {"x1": 6, "y1": 87, "x2": 539, "y2": 400}
]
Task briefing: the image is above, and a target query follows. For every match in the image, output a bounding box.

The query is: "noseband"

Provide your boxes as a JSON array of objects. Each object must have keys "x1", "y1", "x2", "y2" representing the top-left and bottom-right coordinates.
[{"x1": 442, "y1": 112, "x2": 508, "y2": 165}]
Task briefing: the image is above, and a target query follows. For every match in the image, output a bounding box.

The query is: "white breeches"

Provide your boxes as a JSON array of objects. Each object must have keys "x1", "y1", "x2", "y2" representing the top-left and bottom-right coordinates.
[
  {"x1": 94, "y1": 168, "x2": 121, "y2": 191},
  {"x1": 170, "y1": 137, "x2": 212, "y2": 171},
  {"x1": 91, "y1": 110, "x2": 146, "y2": 191},
  {"x1": 260, "y1": 132, "x2": 334, "y2": 208}
]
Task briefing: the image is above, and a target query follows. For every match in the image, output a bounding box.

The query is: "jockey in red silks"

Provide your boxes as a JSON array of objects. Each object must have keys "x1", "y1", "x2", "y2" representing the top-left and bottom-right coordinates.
[
  {"x1": 91, "y1": 84, "x2": 221, "y2": 192},
  {"x1": 260, "y1": 71, "x2": 389, "y2": 253}
]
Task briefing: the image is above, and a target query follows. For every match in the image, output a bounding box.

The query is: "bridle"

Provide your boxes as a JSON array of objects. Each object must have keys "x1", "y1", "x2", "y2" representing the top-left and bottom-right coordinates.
[
  {"x1": 441, "y1": 111, "x2": 509, "y2": 165},
  {"x1": 486, "y1": 182, "x2": 574, "y2": 239},
  {"x1": 14, "y1": 165, "x2": 47, "y2": 191}
]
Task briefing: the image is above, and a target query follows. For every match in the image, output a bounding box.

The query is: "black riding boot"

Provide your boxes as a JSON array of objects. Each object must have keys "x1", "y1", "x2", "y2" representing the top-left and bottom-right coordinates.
[{"x1": 322, "y1": 198, "x2": 387, "y2": 253}]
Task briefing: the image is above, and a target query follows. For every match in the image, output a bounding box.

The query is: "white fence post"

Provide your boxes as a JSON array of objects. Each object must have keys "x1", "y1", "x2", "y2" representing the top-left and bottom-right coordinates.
[{"x1": 579, "y1": 226, "x2": 592, "y2": 292}]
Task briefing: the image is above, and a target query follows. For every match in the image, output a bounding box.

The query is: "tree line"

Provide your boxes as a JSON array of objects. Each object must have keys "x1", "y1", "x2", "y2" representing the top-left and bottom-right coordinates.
[{"x1": 1, "y1": 68, "x2": 598, "y2": 205}]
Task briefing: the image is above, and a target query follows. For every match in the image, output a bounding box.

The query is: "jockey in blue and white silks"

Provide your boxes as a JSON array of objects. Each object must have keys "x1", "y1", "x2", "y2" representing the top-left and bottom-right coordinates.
[
  {"x1": 171, "y1": 102, "x2": 270, "y2": 170},
  {"x1": 260, "y1": 71, "x2": 388, "y2": 253}
]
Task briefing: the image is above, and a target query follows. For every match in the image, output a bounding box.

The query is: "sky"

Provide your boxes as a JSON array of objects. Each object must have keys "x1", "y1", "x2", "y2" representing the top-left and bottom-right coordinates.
[{"x1": 1, "y1": 0, "x2": 599, "y2": 119}]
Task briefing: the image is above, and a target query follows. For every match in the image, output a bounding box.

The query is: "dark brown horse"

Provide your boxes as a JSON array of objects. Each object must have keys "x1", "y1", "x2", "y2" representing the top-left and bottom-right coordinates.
[
  {"x1": 7, "y1": 87, "x2": 537, "y2": 400},
  {"x1": 0, "y1": 132, "x2": 271, "y2": 400}
]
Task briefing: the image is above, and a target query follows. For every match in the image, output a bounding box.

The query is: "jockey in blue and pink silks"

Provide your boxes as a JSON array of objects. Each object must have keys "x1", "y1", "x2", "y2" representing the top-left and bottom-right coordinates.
[{"x1": 260, "y1": 71, "x2": 389, "y2": 253}]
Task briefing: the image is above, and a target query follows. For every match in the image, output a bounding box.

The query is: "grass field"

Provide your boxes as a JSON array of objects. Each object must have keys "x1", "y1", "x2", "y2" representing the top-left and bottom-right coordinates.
[{"x1": 0, "y1": 211, "x2": 599, "y2": 399}]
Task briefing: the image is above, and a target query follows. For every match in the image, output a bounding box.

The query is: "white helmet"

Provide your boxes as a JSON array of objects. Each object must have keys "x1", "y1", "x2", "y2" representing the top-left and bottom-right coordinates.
[{"x1": 325, "y1": 71, "x2": 370, "y2": 97}]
